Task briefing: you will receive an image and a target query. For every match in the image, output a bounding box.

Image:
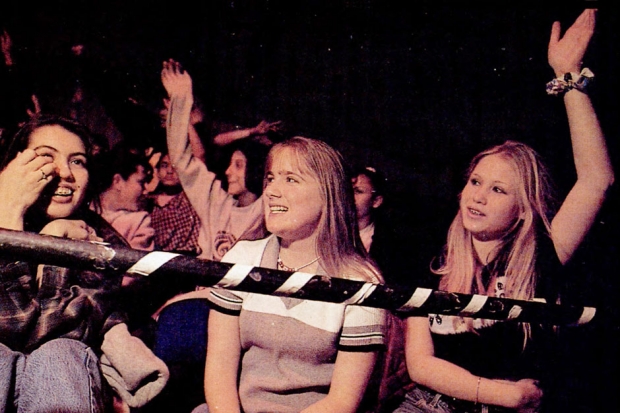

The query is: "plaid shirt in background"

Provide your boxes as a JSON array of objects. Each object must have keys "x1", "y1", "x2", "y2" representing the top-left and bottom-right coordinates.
[
  {"x1": 151, "y1": 191, "x2": 202, "y2": 256},
  {"x1": 0, "y1": 209, "x2": 129, "y2": 353}
]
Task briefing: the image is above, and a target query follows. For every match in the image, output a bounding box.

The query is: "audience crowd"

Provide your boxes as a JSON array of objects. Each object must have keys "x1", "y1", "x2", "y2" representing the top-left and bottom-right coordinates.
[{"x1": 0, "y1": 8, "x2": 616, "y2": 413}]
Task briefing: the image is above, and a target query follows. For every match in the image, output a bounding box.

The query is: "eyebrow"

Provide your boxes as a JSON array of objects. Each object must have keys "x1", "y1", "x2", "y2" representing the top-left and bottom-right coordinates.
[
  {"x1": 33, "y1": 145, "x2": 87, "y2": 157},
  {"x1": 470, "y1": 173, "x2": 511, "y2": 187}
]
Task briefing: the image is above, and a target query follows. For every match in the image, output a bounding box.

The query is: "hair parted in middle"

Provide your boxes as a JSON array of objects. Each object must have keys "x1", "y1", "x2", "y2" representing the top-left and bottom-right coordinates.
[
  {"x1": 266, "y1": 136, "x2": 383, "y2": 284},
  {"x1": 435, "y1": 140, "x2": 558, "y2": 302}
]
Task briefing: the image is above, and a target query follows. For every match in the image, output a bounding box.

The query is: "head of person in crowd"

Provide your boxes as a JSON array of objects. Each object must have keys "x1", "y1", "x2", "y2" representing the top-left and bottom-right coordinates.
[
  {"x1": 352, "y1": 166, "x2": 386, "y2": 231},
  {"x1": 154, "y1": 149, "x2": 181, "y2": 193},
  {"x1": 264, "y1": 136, "x2": 382, "y2": 282},
  {"x1": 224, "y1": 138, "x2": 271, "y2": 207},
  {"x1": 90, "y1": 144, "x2": 153, "y2": 213},
  {"x1": 0, "y1": 114, "x2": 99, "y2": 231},
  {"x1": 438, "y1": 140, "x2": 557, "y2": 300}
]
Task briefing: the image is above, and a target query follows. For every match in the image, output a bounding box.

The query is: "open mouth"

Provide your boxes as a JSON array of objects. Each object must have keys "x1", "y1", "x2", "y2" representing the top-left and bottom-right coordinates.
[
  {"x1": 468, "y1": 207, "x2": 483, "y2": 216},
  {"x1": 270, "y1": 205, "x2": 288, "y2": 213},
  {"x1": 53, "y1": 187, "x2": 74, "y2": 197}
]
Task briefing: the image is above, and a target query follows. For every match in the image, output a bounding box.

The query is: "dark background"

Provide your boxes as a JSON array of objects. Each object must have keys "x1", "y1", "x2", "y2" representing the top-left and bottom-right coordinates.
[{"x1": 1, "y1": 0, "x2": 618, "y2": 411}]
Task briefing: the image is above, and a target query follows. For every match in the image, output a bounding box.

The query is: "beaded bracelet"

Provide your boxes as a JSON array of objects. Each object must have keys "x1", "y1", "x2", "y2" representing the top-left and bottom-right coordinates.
[{"x1": 546, "y1": 68, "x2": 594, "y2": 96}]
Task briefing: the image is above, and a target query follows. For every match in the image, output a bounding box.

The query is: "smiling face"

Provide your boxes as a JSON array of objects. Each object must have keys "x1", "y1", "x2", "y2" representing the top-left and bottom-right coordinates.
[
  {"x1": 225, "y1": 150, "x2": 249, "y2": 197},
  {"x1": 459, "y1": 154, "x2": 522, "y2": 242},
  {"x1": 263, "y1": 147, "x2": 324, "y2": 243},
  {"x1": 28, "y1": 125, "x2": 89, "y2": 219}
]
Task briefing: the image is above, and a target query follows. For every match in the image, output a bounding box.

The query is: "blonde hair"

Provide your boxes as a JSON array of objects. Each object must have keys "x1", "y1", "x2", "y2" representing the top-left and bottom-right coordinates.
[
  {"x1": 436, "y1": 141, "x2": 557, "y2": 301},
  {"x1": 266, "y1": 137, "x2": 383, "y2": 284}
]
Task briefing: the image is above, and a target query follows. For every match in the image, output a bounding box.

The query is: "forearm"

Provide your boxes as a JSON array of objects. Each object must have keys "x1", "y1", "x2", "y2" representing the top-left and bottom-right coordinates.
[
  {"x1": 188, "y1": 123, "x2": 206, "y2": 164},
  {"x1": 564, "y1": 89, "x2": 614, "y2": 188},
  {"x1": 409, "y1": 355, "x2": 524, "y2": 409},
  {"x1": 165, "y1": 92, "x2": 194, "y2": 168},
  {"x1": 212, "y1": 127, "x2": 257, "y2": 146}
]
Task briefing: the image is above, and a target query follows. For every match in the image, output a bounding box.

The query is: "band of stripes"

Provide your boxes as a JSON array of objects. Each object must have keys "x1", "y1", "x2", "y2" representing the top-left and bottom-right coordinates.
[{"x1": 126, "y1": 251, "x2": 180, "y2": 276}]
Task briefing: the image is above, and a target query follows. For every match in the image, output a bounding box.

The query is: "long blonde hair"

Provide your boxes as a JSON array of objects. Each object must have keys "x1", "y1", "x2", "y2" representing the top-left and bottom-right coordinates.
[
  {"x1": 435, "y1": 141, "x2": 557, "y2": 301},
  {"x1": 266, "y1": 137, "x2": 383, "y2": 284}
]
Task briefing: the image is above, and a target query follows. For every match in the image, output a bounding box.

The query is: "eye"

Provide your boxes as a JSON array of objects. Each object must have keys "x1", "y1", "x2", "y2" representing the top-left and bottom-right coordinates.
[
  {"x1": 70, "y1": 157, "x2": 87, "y2": 167},
  {"x1": 470, "y1": 178, "x2": 480, "y2": 186},
  {"x1": 353, "y1": 187, "x2": 364, "y2": 195},
  {"x1": 37, "y1": 151, "x2": 54, "y2": 160},
  {"x1": 265, "y1": 174, "x2": 274, "y2": 183},
  {"x1": 492, "y1": 186, "x2": 506, "y2": 194},
  {"x1": 286, "y1": 176, "x2": 298, "y2": 183}
]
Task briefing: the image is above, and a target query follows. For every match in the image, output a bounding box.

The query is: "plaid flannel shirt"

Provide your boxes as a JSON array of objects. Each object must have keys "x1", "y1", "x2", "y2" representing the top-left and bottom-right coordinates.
[
  {"x1": 0, "y1": 209, "x2": 129, "y2": 353},
  {"x1": 151, "y1": 191, "x2": 202, "y2": 256}
]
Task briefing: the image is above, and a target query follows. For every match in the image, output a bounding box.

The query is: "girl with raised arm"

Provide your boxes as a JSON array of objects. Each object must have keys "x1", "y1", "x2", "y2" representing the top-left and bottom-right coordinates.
[{"x1": 395, "y1": 9, "x2": 613, "y2": 413}]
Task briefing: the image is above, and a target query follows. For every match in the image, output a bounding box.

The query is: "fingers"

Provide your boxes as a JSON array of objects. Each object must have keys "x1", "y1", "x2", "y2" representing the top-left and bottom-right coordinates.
[{"x1": 549, "y1": 21, "x2": 561, "y2": 47}]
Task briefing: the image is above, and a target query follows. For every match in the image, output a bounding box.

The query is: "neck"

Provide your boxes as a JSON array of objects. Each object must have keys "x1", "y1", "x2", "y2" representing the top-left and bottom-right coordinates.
[
  {"x1": 357, "y1": 215, "x2": 373, "y2": 231},
  {"x1": 471, "y1": 237, "x2": 502, "y2": 266},
  {"x1": 278, "y1": 234, "x2": 319, "y2": 271},
  {"x1": 98, "y1": 190, "x2": 121, "y2": 214},
  {"x1": 157, "y1": 183, "x2": 182, "y2": 196},
  {"x1": 236, "y1": 190, "x2": 257, "y2": 207}
]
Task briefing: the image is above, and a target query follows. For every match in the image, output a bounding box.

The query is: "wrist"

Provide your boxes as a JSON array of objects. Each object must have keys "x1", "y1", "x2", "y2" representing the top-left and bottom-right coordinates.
[{"x1": 546, "y1": 68, "x2": 594, "y2": 96}]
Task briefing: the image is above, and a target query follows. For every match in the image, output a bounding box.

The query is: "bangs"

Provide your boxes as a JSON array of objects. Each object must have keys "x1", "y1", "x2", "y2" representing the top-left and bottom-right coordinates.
[{"x1": 266, "y1": 142, "x2": 317, "y2": 180}]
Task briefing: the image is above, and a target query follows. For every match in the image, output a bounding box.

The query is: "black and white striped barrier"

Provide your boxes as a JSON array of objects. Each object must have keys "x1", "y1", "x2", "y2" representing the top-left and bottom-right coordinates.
[{"x1": 0, "y1": 228, "x2": 597, "y2": 326}]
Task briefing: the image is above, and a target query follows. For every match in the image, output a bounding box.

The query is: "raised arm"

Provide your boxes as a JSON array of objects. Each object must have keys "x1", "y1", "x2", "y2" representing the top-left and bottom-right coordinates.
[
  {"x1": 212, "y1": 120, "x2": 282, "y2": 146},
  {"x1": 547, "y1": 9, "x2": 615, "y2": 264},
  {"x1": 161, "y1": 59, "x2": 232, "y2": 222}
]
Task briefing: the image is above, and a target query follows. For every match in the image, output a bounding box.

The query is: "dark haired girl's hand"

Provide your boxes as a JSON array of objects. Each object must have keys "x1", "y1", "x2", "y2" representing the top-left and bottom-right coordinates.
[
  {"x1": 39, "y1": 219, "x2": 103, "y2": 242},
  {"x1": 0, "y1": 149, "x2": 56, "y2": 230}
]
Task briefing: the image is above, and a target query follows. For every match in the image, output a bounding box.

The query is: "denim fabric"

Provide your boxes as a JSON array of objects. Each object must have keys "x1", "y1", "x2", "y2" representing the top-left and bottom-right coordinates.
[
  {"x1": 191, "y1": 403, "x2": 209, "y2": 413},
  {"x1": 393, "y1": 387, "x2": 455, "y2": 413},
  {"x1": 393, "y1": 386, "x2": 508, "y2": 413},
  {"x1": 1, "y1": 339, "x2": 104, "y2": 413}
]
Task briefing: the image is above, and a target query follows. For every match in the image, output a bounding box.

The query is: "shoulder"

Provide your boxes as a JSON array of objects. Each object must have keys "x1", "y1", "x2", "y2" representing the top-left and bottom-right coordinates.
[
  {"x1": 78, "y1": 208, "x2": 130, "y2": 247},
  {"x1": 221, "y1": 234, "x2": 275, "y2": 265}
]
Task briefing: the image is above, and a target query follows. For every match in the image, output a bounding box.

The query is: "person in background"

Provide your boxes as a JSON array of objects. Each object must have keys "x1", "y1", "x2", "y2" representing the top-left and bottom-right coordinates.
[
  {"x1": 161, "y1": 59, "x2": 270, "y2": 262},
  {"x1": 149, "y1": 149, "x2": 202, "y2": 256},
  {"x1": 90, "y1": 144, "x2": 155, "y2": 252}
]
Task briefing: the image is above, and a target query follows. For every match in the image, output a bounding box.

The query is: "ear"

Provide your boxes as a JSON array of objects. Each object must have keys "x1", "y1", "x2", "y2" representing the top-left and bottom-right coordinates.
[
  {"x1": 112, "y1": 173, "x2": 124, "y2": 189},
  {"x1": 372, "y1": 195, "x2": 384, "y2": 209}
]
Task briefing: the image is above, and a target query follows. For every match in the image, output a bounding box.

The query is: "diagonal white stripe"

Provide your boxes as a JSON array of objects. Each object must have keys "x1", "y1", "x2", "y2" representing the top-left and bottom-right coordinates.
[
  {"x1": 126, "y1": 251, "x2": 180, "y2": 276},
  {"x1": 459, "y1": 294, "x2": 488, "y2": 316},
  {"x1": 397, "y1": 287, "x2": 433, "y2": 311},
  {"x1": 274, "y1": 271, "x2": 315, "y2": 295},
  {"x1": 217, "y1": 264, "x2": 254, "y2": 288}
]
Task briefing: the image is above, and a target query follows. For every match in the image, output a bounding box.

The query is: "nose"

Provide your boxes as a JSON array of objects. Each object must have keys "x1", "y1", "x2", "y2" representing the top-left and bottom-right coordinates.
[
  {"x1": 56, "y1": 159, "x2": 75, "y2": 181},
  {"x1": 264, "y1": 180, "x2": 281, "y2": 198},
  {"x1": 225, "y1": 164, "x2": 233, "y2": 178},
  {"x1": 472, "y1": 187, "x2": 487, "y2": 204}
]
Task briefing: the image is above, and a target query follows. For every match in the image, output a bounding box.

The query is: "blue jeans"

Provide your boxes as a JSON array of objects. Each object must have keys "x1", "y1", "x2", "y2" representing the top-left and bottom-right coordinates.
[
  {"x1": 0, "y1": 338, "x2": 104, "y2": 413},
  {"x1": 393, "y1": 386, "x2": 510, "y2": 413}
]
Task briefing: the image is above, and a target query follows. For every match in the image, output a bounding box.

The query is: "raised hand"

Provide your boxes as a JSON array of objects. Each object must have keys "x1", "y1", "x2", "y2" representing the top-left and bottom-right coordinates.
[
  {"x1": 1, "y1": 29, "x2": 13, "y2": 66},
  {"x1": 548, "y1": 9, "x2": 596, "y2": 76},
  {"x1": 0, "y1": 149, "x2": 56, "y2": 230},
  {"x1": 253, "y1": 120, "x2": 282, "y2": 135},
  {"x1": 161, "y1": 59, "x2": 193, "y2": 99}
]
